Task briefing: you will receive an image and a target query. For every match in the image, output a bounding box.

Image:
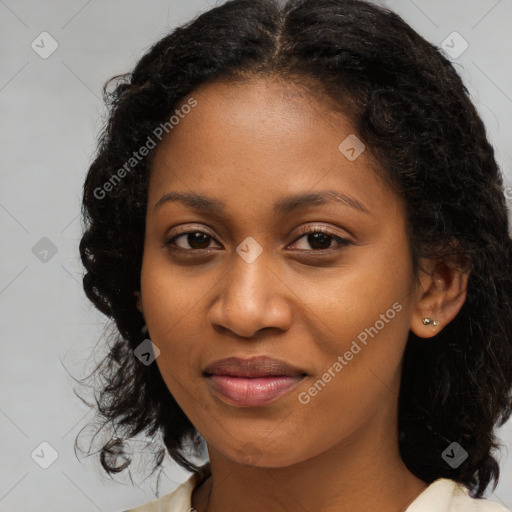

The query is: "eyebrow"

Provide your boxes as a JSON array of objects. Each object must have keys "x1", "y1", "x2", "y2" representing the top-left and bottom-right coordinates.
[{"x1": 153, "y1": 190, "x2": 371, "y2": 215}]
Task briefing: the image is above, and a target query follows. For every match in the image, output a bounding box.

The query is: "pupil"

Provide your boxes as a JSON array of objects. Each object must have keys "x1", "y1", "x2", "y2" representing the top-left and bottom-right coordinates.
[
  {"x1": 309, "y1": 233, "x2": 331, "y2": 250},
  {"x1": 188, "y1": 232, "x2": 210, "y2": 249}
]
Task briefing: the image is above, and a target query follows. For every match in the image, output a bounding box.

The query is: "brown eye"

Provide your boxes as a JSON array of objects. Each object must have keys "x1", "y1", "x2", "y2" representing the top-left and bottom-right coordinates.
[
  {"x1": 166, "y1": 231, "x2": 218, "y2": 250},
  {"x1": 289, "y1": 227, "x2": 352, "y2": 251}
]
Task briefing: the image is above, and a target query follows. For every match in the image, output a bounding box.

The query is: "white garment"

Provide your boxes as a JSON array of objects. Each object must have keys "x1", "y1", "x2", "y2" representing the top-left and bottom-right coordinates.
[{"x1": 124, "y1": 464, "x2": 510, "y2": 512}]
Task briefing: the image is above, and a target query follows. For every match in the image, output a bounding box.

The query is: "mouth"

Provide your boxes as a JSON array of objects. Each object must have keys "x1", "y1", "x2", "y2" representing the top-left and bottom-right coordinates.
[{"x1": 203, "y1": 356, "x2": 307, "y2": 407}]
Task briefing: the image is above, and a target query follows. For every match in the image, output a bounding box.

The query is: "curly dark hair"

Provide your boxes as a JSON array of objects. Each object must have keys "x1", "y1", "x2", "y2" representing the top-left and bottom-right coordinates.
[{"x1": 77, "y1": 0, "x2": 512, "y2": 498}]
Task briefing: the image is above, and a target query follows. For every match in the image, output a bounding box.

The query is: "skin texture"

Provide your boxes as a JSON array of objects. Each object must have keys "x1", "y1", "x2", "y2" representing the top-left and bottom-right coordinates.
[{"x1": 136, "y1": 77, "x2": 469, "y2": 512}]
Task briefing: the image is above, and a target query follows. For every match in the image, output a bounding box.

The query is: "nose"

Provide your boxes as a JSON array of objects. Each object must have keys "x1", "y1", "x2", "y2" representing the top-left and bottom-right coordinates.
[{"x1": 207, "y1": 251, "x2": 293, "y2": 339}]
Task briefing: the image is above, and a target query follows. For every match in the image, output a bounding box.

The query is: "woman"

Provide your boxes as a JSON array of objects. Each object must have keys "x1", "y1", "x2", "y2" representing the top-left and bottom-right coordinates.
[{"x1": 78, "y1": 0, "x2": 512, "y2": 510}]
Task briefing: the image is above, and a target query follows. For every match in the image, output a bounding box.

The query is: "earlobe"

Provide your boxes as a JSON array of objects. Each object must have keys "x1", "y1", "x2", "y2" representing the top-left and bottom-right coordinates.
[{"x1": 410, "y1": 259, "x2": 470, "y2": 339}]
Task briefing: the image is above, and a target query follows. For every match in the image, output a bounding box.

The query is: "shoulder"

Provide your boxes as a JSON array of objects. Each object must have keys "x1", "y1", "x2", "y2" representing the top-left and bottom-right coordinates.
[
  {"x1": 123, "y1": 463, "x2": 211, "y2": 512},
  {"x1": 407, "y1": 478, "x2": 510, "y2": 512}
]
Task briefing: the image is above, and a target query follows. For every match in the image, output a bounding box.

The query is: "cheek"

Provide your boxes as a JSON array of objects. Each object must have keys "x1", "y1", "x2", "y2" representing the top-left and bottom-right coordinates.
[
  {"x1": 139, "y1": 253, "x2": 213, "y2": 390},
  {"x1": 287, "y1": 239, "x2": 413, "y2": 428},
  {"x1": 296, "y1": 238, "x2": 413, "y2": 357},
  {"x1": 284, "y1": 310, "x2": 410, "y2": 465},
  {"x1": 140, "y1": 246, "x2": 213, "y2": 335}
]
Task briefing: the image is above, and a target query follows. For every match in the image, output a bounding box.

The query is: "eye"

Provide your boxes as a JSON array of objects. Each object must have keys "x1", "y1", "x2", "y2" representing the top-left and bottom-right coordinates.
[
  {"x1": 165, "y1": 230, "x2": 220, "y2": 251},
  {"x1": 289, "y1": 226, "x2": 352, "y2": 251}
]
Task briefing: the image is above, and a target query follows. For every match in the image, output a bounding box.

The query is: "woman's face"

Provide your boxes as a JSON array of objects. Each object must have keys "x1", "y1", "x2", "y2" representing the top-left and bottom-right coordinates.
[{"x1": 138, "y1": 77, "x2": 420, "y2": 467}]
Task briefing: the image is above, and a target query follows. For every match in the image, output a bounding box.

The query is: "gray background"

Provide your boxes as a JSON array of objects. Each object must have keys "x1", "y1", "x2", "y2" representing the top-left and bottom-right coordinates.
[{"x1": 0, "y1": 1, "x2": 511, "y2": 511}]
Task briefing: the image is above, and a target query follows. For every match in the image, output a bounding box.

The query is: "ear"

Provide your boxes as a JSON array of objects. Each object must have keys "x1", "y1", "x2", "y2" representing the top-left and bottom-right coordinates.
[
  {"x1": 411, "y1": 256, "x2": 470, "y2": 339},
  {"x1": 134, "y1": 290, "x2": 144, "y2": 316}
]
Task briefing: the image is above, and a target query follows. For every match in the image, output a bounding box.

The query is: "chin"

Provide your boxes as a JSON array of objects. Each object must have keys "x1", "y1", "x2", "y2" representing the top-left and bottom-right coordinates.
[{"x1": 226, "y1": 440, "x2": 310, "y2": 469}]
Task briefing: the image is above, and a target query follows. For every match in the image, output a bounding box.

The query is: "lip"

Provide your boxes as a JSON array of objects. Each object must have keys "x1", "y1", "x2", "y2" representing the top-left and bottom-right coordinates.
[
  {"x1": 204, "y1": 356, "x2": 306, "y2": 378},
  {"x1": 204, "y1": 356, "x2": 307, "y2": 407}
]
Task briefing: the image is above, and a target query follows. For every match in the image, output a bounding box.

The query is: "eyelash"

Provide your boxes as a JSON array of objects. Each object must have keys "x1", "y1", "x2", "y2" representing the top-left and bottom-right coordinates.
[{"x1": 164, "y1": 226, "x2": 352, "y2": 253}]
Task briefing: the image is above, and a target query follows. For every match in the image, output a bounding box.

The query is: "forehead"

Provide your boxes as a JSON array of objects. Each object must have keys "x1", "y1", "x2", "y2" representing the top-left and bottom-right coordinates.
[{"x1": 147, "y1": 77, "x2": 402, "y2": 219}]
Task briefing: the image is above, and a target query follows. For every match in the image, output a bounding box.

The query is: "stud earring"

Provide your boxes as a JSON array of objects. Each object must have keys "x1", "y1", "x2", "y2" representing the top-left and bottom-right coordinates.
[
  {"x1": 422, "y1": 318, "x2": 439, "y2": 326},
  {"x1": 141, "y1": 324, "x2": 149, "y2": 335}
]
